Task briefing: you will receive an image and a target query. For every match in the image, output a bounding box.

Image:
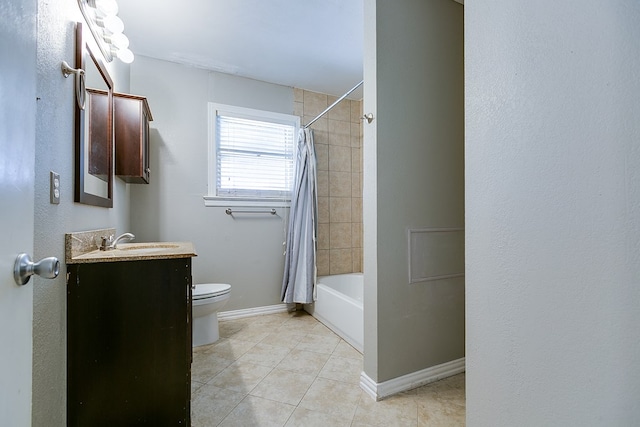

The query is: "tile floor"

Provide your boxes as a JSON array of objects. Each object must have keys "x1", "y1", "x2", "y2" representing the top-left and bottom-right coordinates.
[{"x1": 191, "y1": 311, "x2": 465, "y2": 426}]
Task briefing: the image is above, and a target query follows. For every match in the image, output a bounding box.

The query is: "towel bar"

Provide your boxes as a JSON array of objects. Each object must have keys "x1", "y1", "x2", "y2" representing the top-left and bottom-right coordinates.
[{"x1": 225, "y1": 208, "x2": 276, "y2": 215}]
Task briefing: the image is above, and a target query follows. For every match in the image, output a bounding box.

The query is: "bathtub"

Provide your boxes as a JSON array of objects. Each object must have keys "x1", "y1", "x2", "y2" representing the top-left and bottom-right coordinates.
[{"x1": 305, "y1": 273, "x2": 363, "y2": 353}]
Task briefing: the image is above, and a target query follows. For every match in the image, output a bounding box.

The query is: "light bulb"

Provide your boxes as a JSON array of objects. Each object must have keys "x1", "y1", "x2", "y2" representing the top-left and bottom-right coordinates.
[
  {"x1": 94, "y1": 0, "x2": 118, "y2": 16},
  {"x1": 97, "y1": 15, "x2": 124, "y2": 34},
  {"x1": 106, "y1": 32, "x2": 129, "y2": 49},
  {"x1": 115, "y1": 48, "x2": 134, "y2": 64}
]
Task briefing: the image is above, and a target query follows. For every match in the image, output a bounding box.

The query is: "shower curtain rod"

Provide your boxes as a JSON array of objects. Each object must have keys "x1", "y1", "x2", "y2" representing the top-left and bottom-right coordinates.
[{"x1": 303, "y1": 80, "x2": 364, "y2": 129}]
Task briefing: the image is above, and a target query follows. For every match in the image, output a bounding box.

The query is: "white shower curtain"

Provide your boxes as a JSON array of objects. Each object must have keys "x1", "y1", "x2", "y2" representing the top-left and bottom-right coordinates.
[{"x1": 281, "y1": 128, "x2": 317, "y2": 304}]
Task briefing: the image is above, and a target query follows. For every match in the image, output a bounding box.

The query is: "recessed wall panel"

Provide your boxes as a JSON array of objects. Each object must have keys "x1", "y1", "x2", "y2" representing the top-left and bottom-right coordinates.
[{"x1": 408, "y1": 228, "x2": 464, "y2": 284}]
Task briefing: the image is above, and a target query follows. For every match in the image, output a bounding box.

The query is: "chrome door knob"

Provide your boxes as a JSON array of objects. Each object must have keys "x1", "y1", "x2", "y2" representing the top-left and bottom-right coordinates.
[{"x1": 14, "y1": 253, "x2": 60, "y2": 286}]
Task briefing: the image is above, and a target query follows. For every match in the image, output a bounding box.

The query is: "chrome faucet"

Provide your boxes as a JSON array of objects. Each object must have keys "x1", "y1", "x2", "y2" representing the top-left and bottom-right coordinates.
[{"x1": 99, "y1": 232, "x2": 135, "y2": 250}]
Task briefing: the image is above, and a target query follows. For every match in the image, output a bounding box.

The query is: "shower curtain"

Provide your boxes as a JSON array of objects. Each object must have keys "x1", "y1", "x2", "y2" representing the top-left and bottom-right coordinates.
[{"x1": 281, "y1": 128, "x2": 317, "y2": 304}]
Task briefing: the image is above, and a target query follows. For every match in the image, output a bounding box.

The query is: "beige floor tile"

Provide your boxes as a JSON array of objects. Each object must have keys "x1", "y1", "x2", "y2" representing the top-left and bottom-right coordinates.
[
  {"x1": 192, "y1": 315, "x2": 465, "y2": 426},
  {"x1": 191, "y1": 383, "x2": 245, "y2": 427},
  {"x1": 396, "y1": 388, "x2": 418, "y2": 398},
  {"x1": 250, "y1": 368, "x2": 316, "y2": 406},
  {"x1": 247, "y1": 322, "x2": 286, "y2": 334},
  {"x1": 439, "y1": 373, "x2": 465, "y2": 390},
  {"x1": 278, "y1": 312, "x2": 321, "y2": 334},
  {"x1": 415, "y1": 375, "x2": 462, "y2": 395},
  {"x1": 307, "y1": 321, "x2": 338, "y2": 337},
  {"x1": 191, "y1": 352, "x2": 234, "y2": 383},
  {"x1": 433, "y1": 388, "x2": 465, "y2": 409},
  {"x1": 260, "y1": 330, "x2": 306, "y2": 350},
  {"x1": 191, "y1": 380, "x2": 205, "y2": 395},
  {"x1": 247, "y1": 313, "x2": 291, "y2": 329},
  {"x1": 318, "y1": 355, "x2": 362, "y2": 384},
  {"x1": 237, "y1": 342, "x2": 291, "y2": 368},
  {"x1": 295, "y1": 333, "x2": 340, "y2": 354},
  {"x1": 333, "y1": 340, "x2": 363, "y2": 360},
  {"x1": 218, "y1": 395, "x2": 295, "y2": 427},
  {"x1": 222, "y1": 326, "x2": 272, "y2": 343},
  {"x1": 284, "y1": 310, "x2": 317, "y2": 323},
  {"x1": 415, "y1": 375, "x2": 465, "y2": 408},
  {"x1": 415, "y1": 375, "x2": 465, "y2": 427},
  {"x1": 417, "y1": 398, "x2": 465, "y2": 427},
  {"x1": 222, "y1": 316, "x2": 282, "y2": 331},
  {"x1": 284, "y1": 407, "x2": 352, "y2": 427},
  {"x1": 276, "y1": 322, "x2": 319, "y2": 335},
  {"x1": 209, "y1": 361, "x2": 273, "y2": 394},
  {"x1": 204, "y1": 338, "x2": 256, "y2": 361},
  {"x1": 219, "y1": 319, "x2": 251, "y2": 337},
  {"x1": 192, "y1": 341, "x2": 217, "y2": 355},
  {"x1": 276, "y1": 348, "x2": 331, "y2": 376},
  {"x1": 354, "y1": 391, "x2": 418, "y2": 427},
  {"x1": 298, "y1": 377, "x2": 361, "y2": 419}
]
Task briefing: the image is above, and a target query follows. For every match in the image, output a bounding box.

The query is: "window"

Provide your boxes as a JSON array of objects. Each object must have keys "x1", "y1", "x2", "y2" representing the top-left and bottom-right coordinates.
[{"x1": 205, "y1": 103, "x2": 299, "y2": 207}]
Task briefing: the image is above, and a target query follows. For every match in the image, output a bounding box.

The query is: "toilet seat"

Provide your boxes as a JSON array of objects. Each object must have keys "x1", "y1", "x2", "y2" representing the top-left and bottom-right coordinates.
[{"x1": 193, "y1": 283, "x2": 230, "y2": 300}]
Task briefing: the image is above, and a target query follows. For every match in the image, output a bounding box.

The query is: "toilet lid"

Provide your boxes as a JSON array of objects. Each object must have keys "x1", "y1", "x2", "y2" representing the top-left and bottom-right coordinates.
[{"x1": 193, "y1": 283, "x2": 230, "y2": 300}]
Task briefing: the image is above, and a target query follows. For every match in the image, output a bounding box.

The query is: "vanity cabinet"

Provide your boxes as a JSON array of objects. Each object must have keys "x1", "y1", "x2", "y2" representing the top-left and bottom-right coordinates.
[
  {"x1": 114, "y1": 93, "x2": 153, "y2": 183},
  {"x1": 67, "y1": 257, "x2": 192, "y2": 426}
]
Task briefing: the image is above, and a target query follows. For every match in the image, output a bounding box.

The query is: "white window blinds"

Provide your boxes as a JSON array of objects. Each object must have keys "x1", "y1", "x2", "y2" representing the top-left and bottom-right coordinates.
[{"x1": 212, "y1": 106, "x2": 297, "y2": 200}]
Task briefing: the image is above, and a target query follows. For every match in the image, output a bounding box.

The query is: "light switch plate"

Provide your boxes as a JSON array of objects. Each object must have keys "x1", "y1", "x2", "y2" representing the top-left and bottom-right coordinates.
[{"x1": 50, "y1": 171, "x2": 60, "y2": 204}]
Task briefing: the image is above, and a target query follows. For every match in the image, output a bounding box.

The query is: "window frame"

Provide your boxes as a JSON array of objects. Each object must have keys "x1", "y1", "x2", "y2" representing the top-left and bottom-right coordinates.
[{"x1": 204, "y1": 103, "x2": 300, "y2": 208}]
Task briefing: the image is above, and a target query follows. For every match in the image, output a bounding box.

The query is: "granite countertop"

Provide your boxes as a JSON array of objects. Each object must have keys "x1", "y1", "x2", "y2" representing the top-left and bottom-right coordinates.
[
  {"x1": 68, "y1": 242, "x2": 197, "y2": 264},
  {"x1": 65, "y1": 229, "x2": 197, "y2": 264}
]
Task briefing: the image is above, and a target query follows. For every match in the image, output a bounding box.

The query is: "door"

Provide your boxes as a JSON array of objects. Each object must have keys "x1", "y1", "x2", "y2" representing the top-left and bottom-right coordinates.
[{"x1": 0, "y1": 0, "x2": 38, "y2": 424}]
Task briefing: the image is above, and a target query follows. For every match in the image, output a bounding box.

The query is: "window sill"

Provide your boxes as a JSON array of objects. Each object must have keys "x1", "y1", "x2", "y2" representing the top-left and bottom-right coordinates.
[{"x1": 203, "y1": 196, "x2": 291, "y2": 208}]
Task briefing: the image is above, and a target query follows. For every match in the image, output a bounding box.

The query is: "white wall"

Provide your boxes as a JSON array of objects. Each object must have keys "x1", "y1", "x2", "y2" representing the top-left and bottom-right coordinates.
[
  {"x1": 466, "y1": 0, "x2": 640, "y2": 424},
  {"x1": 33, "y1": 1, "x2": 131, "y2": 425},
  {"x1": 363, "y1": 0, "x2": 464, "y2": 383},
  {"x1": 129, "y1": 56, "x2": 294, "y2": 311}
]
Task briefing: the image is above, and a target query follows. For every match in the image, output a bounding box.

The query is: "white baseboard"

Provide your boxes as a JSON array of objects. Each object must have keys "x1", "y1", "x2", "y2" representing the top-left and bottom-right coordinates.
[
  {"x1": 218, "y1": 303, "x2": 292, "y2": 321},
  {"x1": 360, "y1": 357, "x2": 465, "y2": 401}
]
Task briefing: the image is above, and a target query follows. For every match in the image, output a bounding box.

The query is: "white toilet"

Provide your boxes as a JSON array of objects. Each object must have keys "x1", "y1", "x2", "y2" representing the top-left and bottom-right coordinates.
[{"x1": 192, "y1": 283, "x2": 231, "y2": 347}]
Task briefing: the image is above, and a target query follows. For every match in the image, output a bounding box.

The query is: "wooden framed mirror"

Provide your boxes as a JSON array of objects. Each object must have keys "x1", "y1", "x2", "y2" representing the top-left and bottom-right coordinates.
[{"x1": 74, "y1": 22, "x2": 113, "y2": 207}]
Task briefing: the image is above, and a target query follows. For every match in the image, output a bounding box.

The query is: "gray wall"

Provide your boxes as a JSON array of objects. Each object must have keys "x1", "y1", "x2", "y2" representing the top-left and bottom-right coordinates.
[
  {"x1": 33, "y1": 1, "x2": 131, "y2": 425},
  {"x1": 129, "y1": 56, "x2": 294, "y2": 311},
  {"x1": 466, "y1": 0, "x2": 640, "y2": 424},
  {"x1": 363, "y1": 0, "x2": 465, "y2": 382}
]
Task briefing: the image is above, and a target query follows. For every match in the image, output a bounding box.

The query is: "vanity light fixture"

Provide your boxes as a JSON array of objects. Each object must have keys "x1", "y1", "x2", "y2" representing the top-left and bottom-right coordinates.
[{"x1": 77, "y1": 0, "x2": 134, "y2": 64}]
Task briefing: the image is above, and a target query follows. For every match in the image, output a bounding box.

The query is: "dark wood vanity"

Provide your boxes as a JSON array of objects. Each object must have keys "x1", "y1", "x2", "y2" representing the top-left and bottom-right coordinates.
[
  {"x1": 114, "y1": 93, "x2": 153, "y2": 183},
  {"x1": 66, "y1": 236, "x2": 196, "y2": 426}
]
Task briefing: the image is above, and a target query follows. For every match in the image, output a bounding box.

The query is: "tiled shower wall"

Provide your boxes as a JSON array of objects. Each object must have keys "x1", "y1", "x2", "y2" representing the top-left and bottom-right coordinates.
[{"x1": 294, "y1": 88, "x2": 363, "y2": 275}]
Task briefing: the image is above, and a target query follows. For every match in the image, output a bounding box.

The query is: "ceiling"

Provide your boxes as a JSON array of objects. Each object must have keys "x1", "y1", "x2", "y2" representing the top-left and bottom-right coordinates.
[{"x1": 117, "y1": 0, "x2": 364, "y2": 98}]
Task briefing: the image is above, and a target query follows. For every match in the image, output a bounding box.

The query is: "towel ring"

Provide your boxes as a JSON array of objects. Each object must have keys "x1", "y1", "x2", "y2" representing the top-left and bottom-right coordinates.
[{"x1": 61, "y1": 61, "x2": 86, "y2": 110}]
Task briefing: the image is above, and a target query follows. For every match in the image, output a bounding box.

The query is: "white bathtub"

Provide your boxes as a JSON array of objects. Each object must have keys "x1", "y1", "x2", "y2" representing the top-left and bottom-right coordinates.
[{"x1": 305, "y1": 273, "x2": 363, "y2": 353}]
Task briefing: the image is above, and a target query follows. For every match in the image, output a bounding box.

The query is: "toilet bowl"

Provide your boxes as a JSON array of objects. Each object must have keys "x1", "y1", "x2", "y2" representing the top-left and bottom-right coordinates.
[{"x1": 192, "y1": 283, "x2": 231, "y2": 347}]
